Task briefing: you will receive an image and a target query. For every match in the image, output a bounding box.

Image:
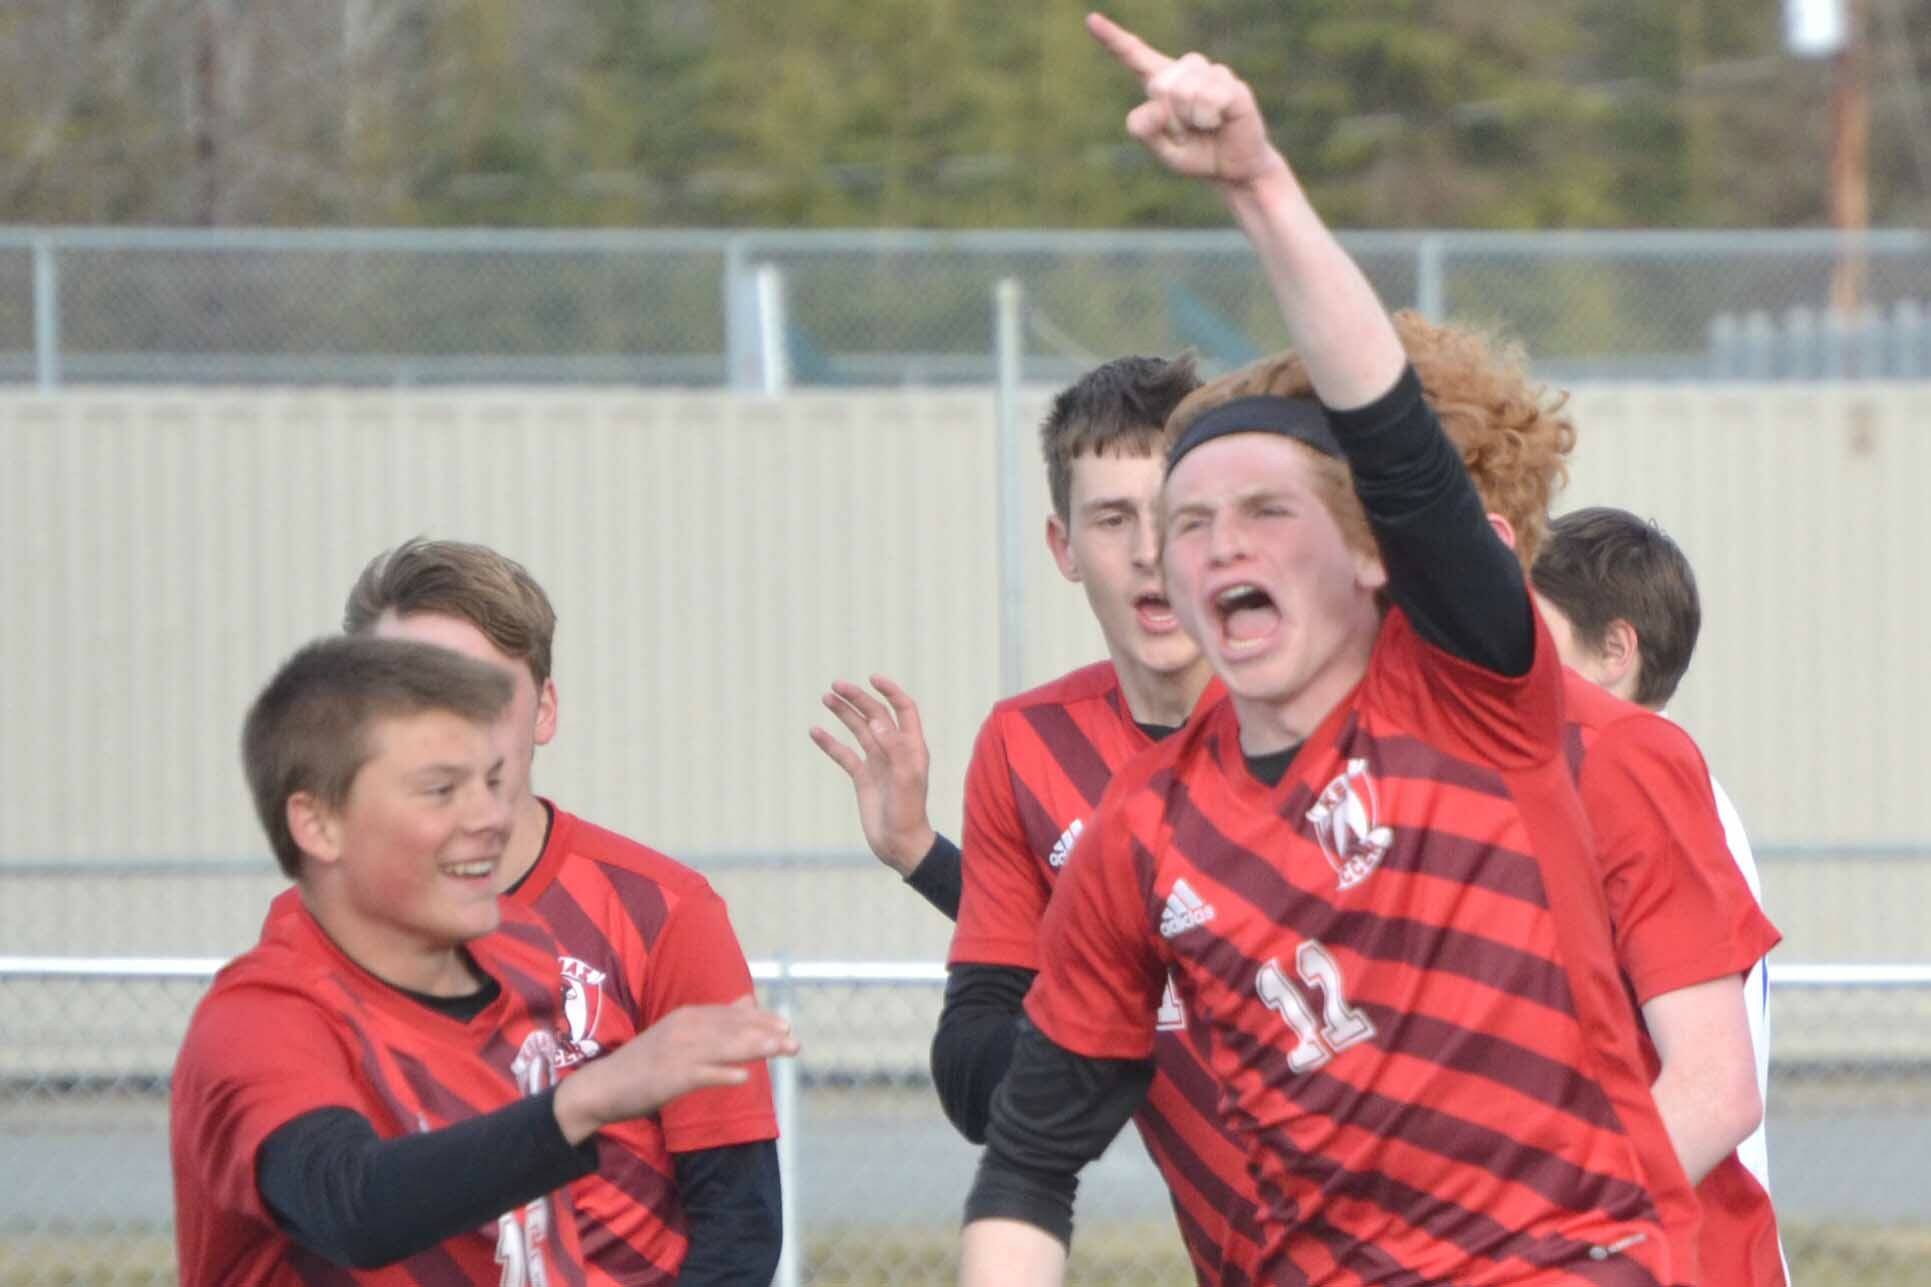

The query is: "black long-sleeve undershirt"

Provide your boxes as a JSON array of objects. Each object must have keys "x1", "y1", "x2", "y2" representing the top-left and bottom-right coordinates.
[
  {"x1": 258, "y1": 1095, "x2": 597, "y2": 1269},
  {"x1": 261, "y1": 1106, "x2": 783, "y2": 1279},
  {"x1": 902, "y1": 833, "x2": 963, "y2": 919},
  {"x1": 899, "y1": 834, "x2": 1033, "y2": 1146},
  {"x1": 669, "y1": 1140, "x2": 785, "y2": 1286},
  {"x1": 965, "y1": 365, "x2": 1539, "y2": 1245},
  {"x1": 258, "y1": 975, "x2": 781, "y2": 1279},
  {"x1": 931, "y1": 962, "x2": 1032, "y2": 1143},
  {"x1": 257, "y1": 973, "x2": 599, "y2": 1268},
  {"x1": 1330, "y1": 364, "x2": 1535, "y2": 677},
  {"x1": 919, "y1": 735, "x2": 1195, "y2": 1142},
  {"x1": 962, "y1": 1019, "x2": 1153, "y2": 1246}
]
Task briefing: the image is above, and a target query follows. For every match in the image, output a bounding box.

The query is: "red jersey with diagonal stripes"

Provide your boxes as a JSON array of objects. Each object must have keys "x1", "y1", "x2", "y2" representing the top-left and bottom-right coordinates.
[
  {"x1": 1028, "y1": 610, "x2": 1696, "y2": 1285},
  {"x1": 948, "y1": 661, "x2": 1259, "y2": 1285},
  {"x1": 1563, "y1": 674, "x2": 1785, "y2": 1286},
  {"x1": 171, "y1": 896, "x2": 583, "y2": 1287},
  {"x1": 506, "y1": 804, "x2": 778, "y2": 1286}
]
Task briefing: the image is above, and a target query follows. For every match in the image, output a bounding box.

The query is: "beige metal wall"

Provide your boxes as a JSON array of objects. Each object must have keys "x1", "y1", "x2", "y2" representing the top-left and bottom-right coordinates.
[
  {"x1": 1, "y1": 385, "x2": 1925, "y2": 961},
  {"x1": 1560, "y1": 384, "x2": 1931, "y2": 843}
]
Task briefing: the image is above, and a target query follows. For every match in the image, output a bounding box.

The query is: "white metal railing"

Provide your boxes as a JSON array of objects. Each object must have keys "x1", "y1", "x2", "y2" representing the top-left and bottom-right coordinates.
[
  {"x1": 1, "y1": 841, "x2": 1924, "y2": 875},
  {"x1": 7, "y1": 955, "x2": 1929, "y2": 985}
]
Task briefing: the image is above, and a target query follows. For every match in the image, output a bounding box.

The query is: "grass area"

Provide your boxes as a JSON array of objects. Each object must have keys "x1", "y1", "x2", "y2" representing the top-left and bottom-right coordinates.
[{"x1": 3, "y1": 1222, "x2": 1928, "y2": 1285}]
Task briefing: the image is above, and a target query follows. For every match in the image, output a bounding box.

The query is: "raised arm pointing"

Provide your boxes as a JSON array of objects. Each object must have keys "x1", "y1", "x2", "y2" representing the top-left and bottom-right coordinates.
[{"x1": 1086, "y1": 12, "x2": 1404, "y2": 410}]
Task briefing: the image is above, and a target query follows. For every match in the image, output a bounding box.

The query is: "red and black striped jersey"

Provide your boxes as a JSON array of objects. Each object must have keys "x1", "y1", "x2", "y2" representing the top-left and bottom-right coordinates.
[
  {"x1": 1563, "y1": 673, "x2": 1785, "y2": 1286},
  {"x1": 1028, "y1": 611, "x2": 1694, "y2": 1285},
  {"x1": 506, "y1": 804, "x2": 777, "y2": 1287},
  {"x1": 171, "y1": 896, "x2": 583, "y2": 1287},
  {"x1": 948, "y1": 661, "x2": 1258, "y2": 1285}
]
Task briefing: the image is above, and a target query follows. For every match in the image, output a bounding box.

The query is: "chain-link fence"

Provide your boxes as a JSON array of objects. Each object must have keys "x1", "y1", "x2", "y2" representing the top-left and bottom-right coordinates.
[
  {"x1": 1, "y1": 956, "x2": 1927, "y2": 1286},
  {"x1": 4, "y1": 849, "x2": 1929, "y2": 975},
  {"x1": 6, "y1": 227, "x2": 1931, "y2": 390}
]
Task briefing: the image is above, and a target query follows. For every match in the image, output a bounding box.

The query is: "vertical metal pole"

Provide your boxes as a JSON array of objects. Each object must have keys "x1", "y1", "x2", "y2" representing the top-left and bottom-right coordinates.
[
  {"x1": 724, "y1": 237, "x2": 755, "y2": 391},
  {"x1": 994, "y1": 278, "x2": 1026, "y2": 697},
  {"x1": 33, "y1": 236, "x2": 59, "y2": 391},
  {"x1": 1416, "y1": 234, "x2": 1445, "y2": 323},
  {"x1": 772, "y1": 956, "x2": 801, "y2": 1287},
  {"x1": 756, "y1": 263, "x2": 791, "y2": 396},
  {"x1": 1827, "y1": 0, "x2": 1870, "y2": 315}
]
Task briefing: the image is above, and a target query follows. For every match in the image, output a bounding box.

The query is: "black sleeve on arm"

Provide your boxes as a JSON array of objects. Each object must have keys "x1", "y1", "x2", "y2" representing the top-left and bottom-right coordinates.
[
  {"x1": 903, "y1": 832, "x2": 963, "y2": 921},
  {"x1": 1325, "y1": 365, "x2": 1534, "y2": 677},
  {"x1": 930, "y1": 962, "x2": 1035, "y2": 1143},
  {"x1": 257, "y1": 1093, "x2": 597, "y2": 1269},
  {"x1": 670, "y1": 1140, "x2": 784, "y2": 1287},
  {"x1": 962, "y1": 1017, "x2": 1154, "y2": 1247}
]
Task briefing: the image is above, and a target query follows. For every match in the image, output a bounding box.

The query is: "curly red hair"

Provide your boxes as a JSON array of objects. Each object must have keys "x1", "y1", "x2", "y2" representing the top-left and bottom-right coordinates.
[{"x1": 1166, "y1": 312, "x2": 1574, "y2": 568}]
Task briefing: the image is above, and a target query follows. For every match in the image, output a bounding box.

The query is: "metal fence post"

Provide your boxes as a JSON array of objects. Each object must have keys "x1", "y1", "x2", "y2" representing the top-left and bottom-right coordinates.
[
  {"x1": 772, "y1": 954, "x2": 801, "y2": 1287},
  {"x1": 755, "y1": 263, "x2": 791, "y2": 396},
  {"x1": 724, "y1": 237, "x2": 757, "y2": 391},
  {"x1": 33, "y1": 235, "x2": 60, "y2": 391},
  {"x1": 994, "y1": 277, "x2": 1026, "y2": 698},
  {"x1": 1416, "y1": 233, "x2": 1445, "y2": 322}
]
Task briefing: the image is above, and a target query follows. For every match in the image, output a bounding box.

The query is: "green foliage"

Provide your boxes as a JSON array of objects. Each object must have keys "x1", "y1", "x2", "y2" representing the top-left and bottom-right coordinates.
[{"x1": 4, "y1": 0, "x2": 1930, "y2": 230}]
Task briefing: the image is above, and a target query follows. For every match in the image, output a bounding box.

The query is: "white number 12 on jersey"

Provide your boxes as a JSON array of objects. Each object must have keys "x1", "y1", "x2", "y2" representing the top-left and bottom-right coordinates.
[
  {"x1": 1155, "y1": 973, "x2": 1187, "y2": 1031},
  {"x1": 1254, "y1": 940, "x2": 1376, "y2": 1074},
  {"x1": 495, "y1": 1200, "x2": 551, "y2": 1287}
]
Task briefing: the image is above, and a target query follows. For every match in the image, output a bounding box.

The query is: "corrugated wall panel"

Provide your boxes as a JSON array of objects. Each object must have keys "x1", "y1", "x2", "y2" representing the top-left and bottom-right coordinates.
[
  {"x1": 0, "y1": 390, "x2": 1005, "y2": 864},
  {"x1": 1563, "y1": 384, "x2": 1930, "y2": 844},
  {"x1": 2, "y1": 385, "x2": 1925, "y2": 877}
]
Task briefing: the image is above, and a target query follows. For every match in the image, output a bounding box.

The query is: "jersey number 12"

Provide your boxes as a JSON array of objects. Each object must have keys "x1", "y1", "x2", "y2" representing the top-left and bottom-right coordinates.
[{"x1": 495, "y1": 1199, "x2": 551, "y2": 1287}]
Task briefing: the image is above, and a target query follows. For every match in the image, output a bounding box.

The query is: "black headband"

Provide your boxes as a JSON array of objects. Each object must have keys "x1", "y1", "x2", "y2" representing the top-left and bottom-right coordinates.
[{"x1": 1166, "y1": 395, "x2": 1342, "y2": 475}]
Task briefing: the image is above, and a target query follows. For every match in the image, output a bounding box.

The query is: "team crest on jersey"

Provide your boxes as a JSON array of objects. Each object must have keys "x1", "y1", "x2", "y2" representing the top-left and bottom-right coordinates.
[
  {"x1": 1306, "y1": 758, "x2": 1394, "y2": 889},
  {"x1": 555, "y1": 957, "x2": 606, "y2": 1067},
  {"x1": 1047, "y1": 818, "x2": 1084, "y2": 869}
]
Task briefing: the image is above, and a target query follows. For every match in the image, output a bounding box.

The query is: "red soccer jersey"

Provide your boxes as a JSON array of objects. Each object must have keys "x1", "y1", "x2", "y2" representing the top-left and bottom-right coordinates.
[
  {"x1": 1027, "y1": 609, "x2": 1696, "y2": 1286},
  {"x1": 171, "y1": 896, "x2": 583, "y2": 1287},
  {"x1": 507, "y1": 803, "x2": 778, "y2": 1286},
  {"x1": 948, "y1": 661, "x2": 1258, "y2": 1285},
  {"x1": 1564, "y1": 674, "x2": 1786, "y2": 1287}
]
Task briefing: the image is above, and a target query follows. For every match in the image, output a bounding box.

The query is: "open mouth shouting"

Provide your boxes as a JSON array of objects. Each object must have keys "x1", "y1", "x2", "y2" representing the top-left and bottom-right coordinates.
[
  {"x1": 1134, "y1": 590, "x2": 1181, "y2": 635},
  {"x1": 1212, "y1": 582, "x2": 1282, "y2": 657}
]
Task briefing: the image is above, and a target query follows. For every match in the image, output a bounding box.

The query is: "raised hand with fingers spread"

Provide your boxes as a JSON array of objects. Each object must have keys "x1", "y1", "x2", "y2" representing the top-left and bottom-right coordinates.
[{"x1": 809, "y1": 675, "x2": 940, "y2": 876}]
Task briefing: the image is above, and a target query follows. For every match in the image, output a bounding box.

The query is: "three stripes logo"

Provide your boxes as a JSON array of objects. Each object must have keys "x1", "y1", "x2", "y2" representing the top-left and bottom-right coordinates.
[
  {"x1": 1048, "y1": 818, "x2": 1085, "y2": 870},
  {"x1": 1158, "y1": 878, "x2": 1216, "y2": 938}
]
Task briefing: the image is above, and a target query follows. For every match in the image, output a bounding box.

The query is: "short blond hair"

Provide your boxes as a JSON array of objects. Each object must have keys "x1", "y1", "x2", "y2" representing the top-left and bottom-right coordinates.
[
  {"x1": 344, "y1": 539, "x2": 557, "y2": 687},
  {"x1": 242, "y1": 637, "x2": 512, "y2": 878}
]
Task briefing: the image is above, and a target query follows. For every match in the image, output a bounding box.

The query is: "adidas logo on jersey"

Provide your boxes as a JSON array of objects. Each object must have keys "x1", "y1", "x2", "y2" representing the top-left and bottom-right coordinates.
[
  {"x1": 1048, "y1": 818, "x2": 1084, "y2": 869},
  {"x1": 1158, "y1": 878, "x2": 1216, "y2": 938}
]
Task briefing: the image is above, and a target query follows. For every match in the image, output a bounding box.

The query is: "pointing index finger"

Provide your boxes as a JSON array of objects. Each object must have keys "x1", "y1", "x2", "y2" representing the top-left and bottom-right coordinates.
[{"x1": 1086, "y1": 11, "x2": 1173, "y2": 84}]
